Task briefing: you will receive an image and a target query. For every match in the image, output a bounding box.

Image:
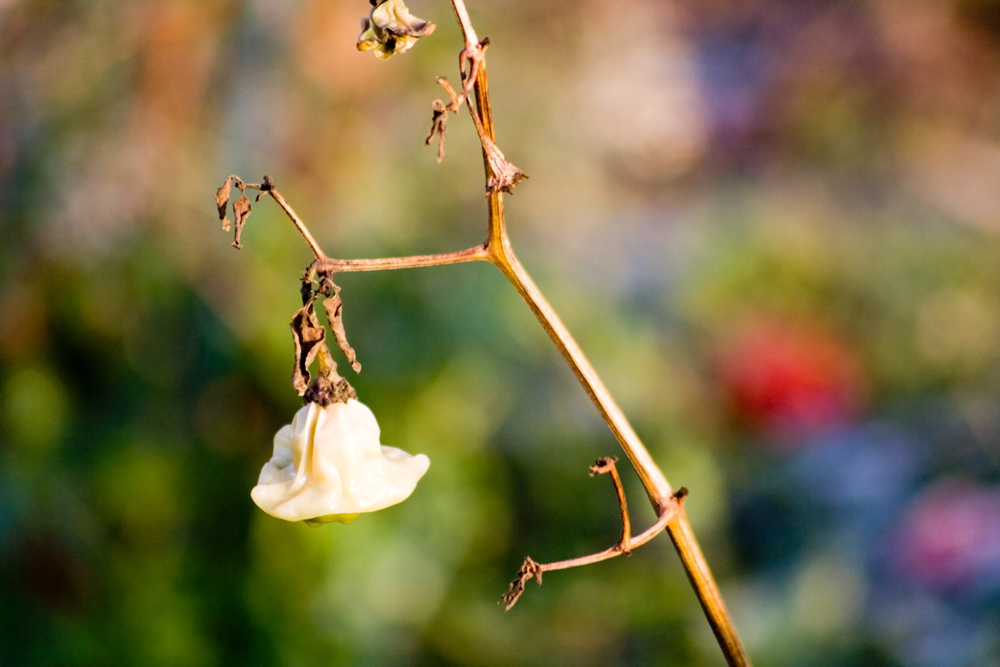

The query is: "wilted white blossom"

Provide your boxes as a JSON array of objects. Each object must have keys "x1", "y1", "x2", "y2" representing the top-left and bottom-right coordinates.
[
  {"x1": 357, "y1": 0, "x2": 435, "y2": 60},
  {"x1": 252, "y1": 399, "x2": 430, "y2": 526}
]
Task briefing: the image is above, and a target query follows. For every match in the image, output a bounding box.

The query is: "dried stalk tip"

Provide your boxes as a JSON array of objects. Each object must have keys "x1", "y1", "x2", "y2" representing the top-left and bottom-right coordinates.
[
  {"x1": 589, "y1": 456, "x2": 619, "y2": 476},
  {"x1": 357, "y1": 0, "x2": 435, "y2": 60},
  {"x1": 500, "y1": 557, "x2": 542, "y2": 611}
]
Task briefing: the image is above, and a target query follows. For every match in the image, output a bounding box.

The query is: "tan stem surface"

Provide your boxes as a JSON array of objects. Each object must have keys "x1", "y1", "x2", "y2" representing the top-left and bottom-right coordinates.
[
  {"x1": 328, "y1": 245, "x2": 488, "y2": 272},
  {"x1": 457, "y1": 3, "x2": 750, "y2": 663}
]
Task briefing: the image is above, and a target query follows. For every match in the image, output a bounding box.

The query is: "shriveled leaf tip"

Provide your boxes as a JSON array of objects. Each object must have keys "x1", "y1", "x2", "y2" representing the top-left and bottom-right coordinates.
[
  {"x1": 232, "y1": 195, "x2": 252, "y2": 250},
  {"x1": 324, "y1": 286, "x2": 362, "y2": 374},
  {"x1": 290, "y1": 301, "x2": 327, "y2": 396},
  {"x1": 500, "y1": 557, "x2": 543, "y2": 611},
  {"x1": 215, "y1": 178, "x2": 232, "y2": 220}
]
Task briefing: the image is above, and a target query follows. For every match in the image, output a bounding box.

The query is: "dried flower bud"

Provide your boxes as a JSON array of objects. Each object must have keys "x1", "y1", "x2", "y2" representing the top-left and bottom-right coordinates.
[
  {"x1": 251, "y1": 399, "x2": 430, "y2": 525},
  {"x1": 357, "y1": 0, "x2": 435, "y2": 60}
]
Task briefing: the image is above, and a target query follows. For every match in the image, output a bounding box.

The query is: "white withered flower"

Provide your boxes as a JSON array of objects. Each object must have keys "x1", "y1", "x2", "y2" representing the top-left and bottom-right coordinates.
[
  {"x1": 357, "y1": 0, "x2": 435, "y2": 60},
  {"x1": 252, "y1": 399, "x2": 430, "y2": 526}
]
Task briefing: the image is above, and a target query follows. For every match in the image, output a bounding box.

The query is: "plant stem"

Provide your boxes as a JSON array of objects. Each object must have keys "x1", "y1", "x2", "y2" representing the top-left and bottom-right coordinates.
[
  {"x1": 327, "y1": 245, "x2": 488, "y2": 272},
  {"x1": 669, "y1": 514, "x2": 749, "y2": 666},
  {"x1": 268, "y1": 189, "x2": 327, "y2": 261},
  {"x1": 455, "y1": 2, "x2": 751, "y2": 664}
]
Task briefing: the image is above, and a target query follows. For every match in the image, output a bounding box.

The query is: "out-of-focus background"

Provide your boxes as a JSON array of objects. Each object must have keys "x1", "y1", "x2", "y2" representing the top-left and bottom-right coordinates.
[{"x1": 2, "y1": 0, "x2": 1000, "y2": 664}]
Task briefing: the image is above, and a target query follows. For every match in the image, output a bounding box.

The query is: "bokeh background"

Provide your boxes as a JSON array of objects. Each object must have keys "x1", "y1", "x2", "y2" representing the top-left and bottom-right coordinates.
[{"x1": 2, "y1": 0, "x2": 1000, "y2": 665}]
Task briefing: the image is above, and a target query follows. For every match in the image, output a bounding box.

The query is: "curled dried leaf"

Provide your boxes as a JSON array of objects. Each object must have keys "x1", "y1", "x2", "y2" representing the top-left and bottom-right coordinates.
[
  {"x1": 232, "y1": 195, "x2": 252, "y2": 250},
  {"x1": 290, "y1": 301, "x2": 327, "y2": 396},
  {"x1": 500, "y1": 557, "x2": 542, "y2": 611},
  {"x1": 323, "y1": 285, "x2": 361, "y2": 373},
  {"x1": 215, "y1": 178, "x2": 232, "y2": 221},
  {"x1": 425, "y1": 99, "x2": 448, "y2": 163}
]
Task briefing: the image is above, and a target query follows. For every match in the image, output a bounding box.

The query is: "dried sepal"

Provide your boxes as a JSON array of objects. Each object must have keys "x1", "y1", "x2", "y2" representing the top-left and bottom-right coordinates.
[
  {"x1": 323, "y1": 284, "x2": 361, "y2": 373},
  {"x1": 482, "y1": 135, "x2": 527, "y2": 195},
  {"x1": 500, "y1": 557, "x2": 543, "y2": 611},
  {"x1": 357, "y1": 0, "x2": 435, "y2": 60},
  {"x1": 290, "y1": 299, "x2": 327, "y2": 396},
  {"x1": 232, "y1": 195, "x2": 252, "y2": 249},
  {"x1": 304, "y1": 373, "x2": 357, "y2": 407},
  {"x1": 425, "y1": 99, "x2": 448, "y2": 163},
  {"x1": 460, "y1": 87, "x2": 528, "y2": 196}
]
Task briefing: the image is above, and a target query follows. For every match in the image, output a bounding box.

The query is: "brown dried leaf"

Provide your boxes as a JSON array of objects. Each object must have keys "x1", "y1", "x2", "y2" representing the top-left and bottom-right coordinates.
[
  {"x1": 425, "y1": 99, "x2": 448, "y2": 163},
  {"x1": 231, "y1": 195, "x2": 252, "y2": 250},
  {"x1": 290, "y1": 301, "x2": 327, "y2": 396},
  {"x1": 215, "y1": 178, "x2": 232, "y2": 221},
  {"x1": 500, "y1": 557, "x2": 542, "y2": 611},
  {"x1": 323, "y1": 285, "x2": 361, "y2": 373}
]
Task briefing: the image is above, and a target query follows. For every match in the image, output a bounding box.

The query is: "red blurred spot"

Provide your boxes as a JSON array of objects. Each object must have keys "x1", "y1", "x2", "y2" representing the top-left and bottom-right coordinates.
[{"x1": 716, "y1": 317, "x2": 864, "y2": 438}]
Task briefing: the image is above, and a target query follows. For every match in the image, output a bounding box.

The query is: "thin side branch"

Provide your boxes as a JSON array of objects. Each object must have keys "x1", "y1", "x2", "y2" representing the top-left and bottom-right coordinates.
[
  {"x1": 219, "y1": 176, "x2": 327, "y2": 261},
  {"x1": 591, "y1": 456, "x2": 631, "y2": 554},
  {"x1": 218, "y1": 176, "x2": 488, "y2": 272},
  {"x1": 500, "y1": 464, "x2": 688, "y2": 611},
  {"x1": 267, "y1": 188, "x2": 327, "y2": 262},
  {"x1": 320, "y1": 245, "x2": 490, "y2": 273}
]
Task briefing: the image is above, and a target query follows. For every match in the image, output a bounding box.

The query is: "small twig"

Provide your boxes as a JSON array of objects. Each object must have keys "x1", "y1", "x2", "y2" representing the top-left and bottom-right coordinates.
[
  {"x1": 501, "y1": 477, "x2": 688, "y2": 611},
  {"x1": 590, "y1": 456, "x2": 631, "y2": 554},
  {"x1": 267, "y1": 187, "x2": 327, "y2": 262},
  {"x1": 222, "y1": 176, "x2": 327, "y2": 261},
  {"x1": 320, "y1": 245, "x2": 490, "y2": 273}
]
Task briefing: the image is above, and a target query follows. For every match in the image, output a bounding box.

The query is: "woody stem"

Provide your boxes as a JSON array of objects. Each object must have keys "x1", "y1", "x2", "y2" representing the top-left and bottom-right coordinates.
[{"x1": 454, "y1": 2, "x2": 750, "y2": 664}]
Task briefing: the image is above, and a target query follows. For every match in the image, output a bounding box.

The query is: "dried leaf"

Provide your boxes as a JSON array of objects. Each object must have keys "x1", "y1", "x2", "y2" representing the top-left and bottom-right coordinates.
[
  {"x1": 323, "y1": 285, "x2": 361, "y2": 373},
  {"x1": 290, "y1": 301, "x2": 327, "y2": 396},
  {"x1": 215, "y1": 178, "x2": 232, "y2": 221},
  {"x1": 232, "y1": 195, "x2": 252, "y2": 250},
  {"x1": 425, "y1": 99, "x2": 448, "y2": 163},
  {"x1": 500, "y1": 557, "x2": 542, "y2": 611}
]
